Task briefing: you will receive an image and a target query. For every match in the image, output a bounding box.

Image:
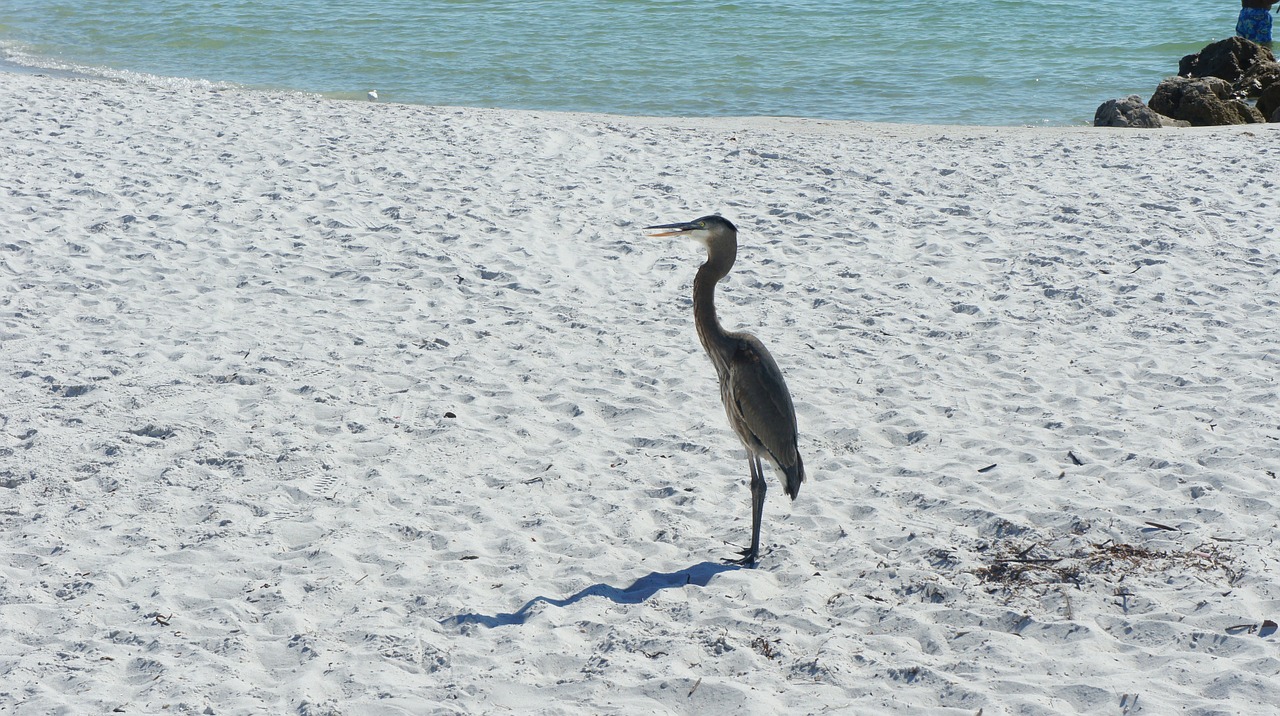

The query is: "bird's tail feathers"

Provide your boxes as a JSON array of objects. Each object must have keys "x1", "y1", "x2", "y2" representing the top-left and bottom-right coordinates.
[{"x1": 784, "y1": 453, "x2": 804, "y2": 500}]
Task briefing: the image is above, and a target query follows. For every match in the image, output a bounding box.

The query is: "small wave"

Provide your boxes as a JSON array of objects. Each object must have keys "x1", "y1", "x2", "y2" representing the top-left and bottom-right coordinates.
[
  {"x1": 0, "y1": 39, "x2": 302, "y2": 98},
  {"x1": 0, "y1": 41, "x2": 87, "y2": 78}
]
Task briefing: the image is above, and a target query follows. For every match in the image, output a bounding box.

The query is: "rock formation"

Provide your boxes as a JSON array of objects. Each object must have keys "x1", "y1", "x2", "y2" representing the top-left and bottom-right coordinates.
[
  {"x1": 1179, "y1": 36, "x2": 1276, "y2": 83},
  {"x1": 1259, "y1": 83, "x2": 1280, "y2": 122},
  {"x1": 1148, "y1": 76, "x2": 1265, "y2": 126},
  {"x1": 1235, "y1": 60, "x2": 1280, "y2": 98}
]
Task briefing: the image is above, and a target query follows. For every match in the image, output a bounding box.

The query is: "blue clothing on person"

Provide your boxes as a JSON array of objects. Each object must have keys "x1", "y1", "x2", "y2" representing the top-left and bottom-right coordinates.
[{"x1": 1238, "y1": 6, "x2": 1274, "y2": 44}]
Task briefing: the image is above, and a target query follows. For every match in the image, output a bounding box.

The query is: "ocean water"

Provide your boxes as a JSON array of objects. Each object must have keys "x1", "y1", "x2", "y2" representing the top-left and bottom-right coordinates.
[{"x1": 0, "y1": 1, "x2": 1240, "y2": 126}]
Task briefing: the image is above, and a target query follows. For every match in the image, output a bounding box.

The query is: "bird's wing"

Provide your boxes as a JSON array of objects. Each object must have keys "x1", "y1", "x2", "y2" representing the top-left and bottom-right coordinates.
[{"x1": 726, "y1": 335, "x2": 801, "y2": 471}]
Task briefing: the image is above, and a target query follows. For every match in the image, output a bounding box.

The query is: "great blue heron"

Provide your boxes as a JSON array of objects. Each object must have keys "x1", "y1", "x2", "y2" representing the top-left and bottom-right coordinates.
[{"x1": 644, "y1": 215, "x2": 804, "y2": 565}]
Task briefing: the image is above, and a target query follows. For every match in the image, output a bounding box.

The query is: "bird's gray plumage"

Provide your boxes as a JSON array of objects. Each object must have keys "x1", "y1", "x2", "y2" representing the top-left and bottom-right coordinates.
[{"x1": 644, "y1": 215, "x2": 804, "y2": 565}]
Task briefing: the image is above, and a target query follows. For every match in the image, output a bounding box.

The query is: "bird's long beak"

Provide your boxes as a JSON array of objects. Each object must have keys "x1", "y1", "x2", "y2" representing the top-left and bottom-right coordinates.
[{"x1": 643, "y1": 221, "x2": 697, "y2": 237}]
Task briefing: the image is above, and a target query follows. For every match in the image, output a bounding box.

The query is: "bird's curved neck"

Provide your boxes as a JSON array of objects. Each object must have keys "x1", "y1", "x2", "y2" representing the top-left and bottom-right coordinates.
[{"x1": 693, "y1": 248, "x2": 737, "y2": 373}]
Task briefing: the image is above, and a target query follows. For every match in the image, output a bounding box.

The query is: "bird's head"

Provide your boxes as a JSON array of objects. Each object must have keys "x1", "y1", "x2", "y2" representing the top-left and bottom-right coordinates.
[{"x1": 643, "y1": 215, "x2": 738, "y2": 254}]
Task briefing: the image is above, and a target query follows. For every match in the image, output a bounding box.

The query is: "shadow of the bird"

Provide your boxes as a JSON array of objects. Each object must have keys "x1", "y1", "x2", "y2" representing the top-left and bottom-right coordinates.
[{"x1": 441, "y1": 561, "x2": 739, "y2": 628}]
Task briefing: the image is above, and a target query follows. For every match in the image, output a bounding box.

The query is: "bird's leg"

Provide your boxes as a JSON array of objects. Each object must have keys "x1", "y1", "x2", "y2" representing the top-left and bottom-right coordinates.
[
  {"x1": 729, "y1": 456, "x2": 768, "y2": 566},
  {"x1": 748, "y1": 457, "x2": 768, "y2": 561}
]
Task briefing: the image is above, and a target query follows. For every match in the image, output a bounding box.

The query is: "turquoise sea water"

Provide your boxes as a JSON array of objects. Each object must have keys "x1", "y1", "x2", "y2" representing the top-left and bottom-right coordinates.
[{"x1": 0, "y1": 1, "x2": 1240, "y2": 126}]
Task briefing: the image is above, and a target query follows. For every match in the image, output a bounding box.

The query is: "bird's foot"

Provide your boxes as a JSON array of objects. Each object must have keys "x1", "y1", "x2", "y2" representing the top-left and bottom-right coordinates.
[{"x1": 724, "y1": 546, "x2": 759, "y2": 567}]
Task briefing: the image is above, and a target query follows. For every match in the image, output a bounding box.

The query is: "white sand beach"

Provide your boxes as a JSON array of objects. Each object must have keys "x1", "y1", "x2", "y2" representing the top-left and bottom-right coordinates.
[{"x1": 2, "y1": 69, "x2": 1279, "y2": 715}]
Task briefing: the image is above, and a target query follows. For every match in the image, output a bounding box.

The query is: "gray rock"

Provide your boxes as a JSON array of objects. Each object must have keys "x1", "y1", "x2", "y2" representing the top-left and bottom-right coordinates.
[{"x1": 1094, "y1": 95, "x2": 1188, "y2": 128}]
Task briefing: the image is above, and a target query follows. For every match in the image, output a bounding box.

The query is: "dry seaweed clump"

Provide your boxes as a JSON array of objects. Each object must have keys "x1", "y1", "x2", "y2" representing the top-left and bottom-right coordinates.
[{"x1": 974, "y1": 538, "x2": 1238, "y2": 591}]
